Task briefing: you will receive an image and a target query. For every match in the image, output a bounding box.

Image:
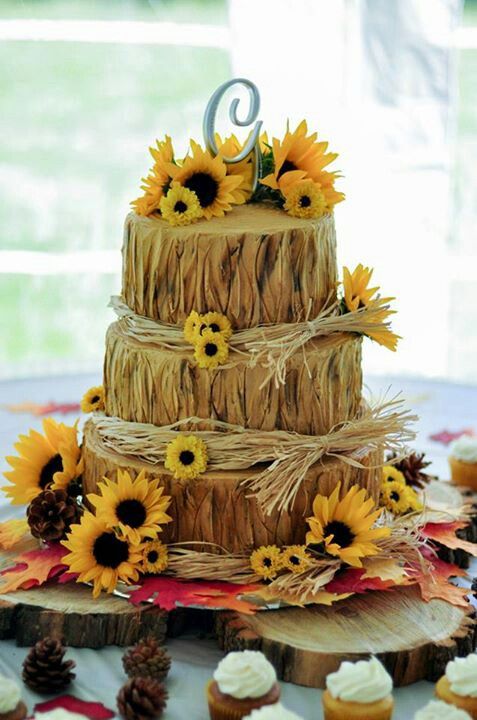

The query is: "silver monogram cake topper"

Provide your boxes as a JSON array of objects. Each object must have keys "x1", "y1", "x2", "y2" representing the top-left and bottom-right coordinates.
[{"x1": 202, "y1": 78, "x2": 263, "y2": 192}]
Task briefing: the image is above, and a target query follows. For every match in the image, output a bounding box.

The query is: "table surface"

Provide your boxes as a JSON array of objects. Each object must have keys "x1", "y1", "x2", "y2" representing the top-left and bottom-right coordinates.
[{"x1": 0, "y1": 372, "x2": 476, "y2": 720}]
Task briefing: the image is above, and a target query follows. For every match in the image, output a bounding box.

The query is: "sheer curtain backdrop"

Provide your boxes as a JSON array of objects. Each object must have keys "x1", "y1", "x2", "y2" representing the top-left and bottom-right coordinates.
[{"x1": 230, "y1": 0, "x2": 470, "y2": 380}]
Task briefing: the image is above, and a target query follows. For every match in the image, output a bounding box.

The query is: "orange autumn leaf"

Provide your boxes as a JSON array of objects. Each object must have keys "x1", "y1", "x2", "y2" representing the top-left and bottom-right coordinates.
[
  {"x1": 0, "y1": 545, "x2": 67, "y2": 593},
  {"x1": 196, "y1": 590, "x2": 260, "y2": 615},
  {"x1": 414, "y1": 572, "x2": 470, "y2": 608},
  {"x1": 0, "y1": 519, "x2": 30, "y2": 550},
  {"x1": 422, "y1": 522, "x2": 477, "y2": 556}
]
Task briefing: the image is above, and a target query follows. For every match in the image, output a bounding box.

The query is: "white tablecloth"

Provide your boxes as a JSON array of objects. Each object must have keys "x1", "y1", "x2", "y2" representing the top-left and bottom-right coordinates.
[{"x1": 0, "y1": 373, "x2": 476, "y2": 720}]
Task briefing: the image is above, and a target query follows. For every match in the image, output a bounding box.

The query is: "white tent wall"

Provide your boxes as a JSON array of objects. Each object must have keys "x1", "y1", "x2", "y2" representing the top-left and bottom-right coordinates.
[{"x1": 228, "y1": 0, "x2": 466, "y2": 380}]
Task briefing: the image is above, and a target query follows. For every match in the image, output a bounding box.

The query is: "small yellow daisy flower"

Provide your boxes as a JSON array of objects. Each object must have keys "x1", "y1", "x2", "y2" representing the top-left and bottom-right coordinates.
[
  {"x1": 159, "y1": 182, "x2": 203, "y2": 226},
  {"x1": 194, "y1": 330, "x2": 229, "y2": 370},
  {"x1": 140, "y1": 540, "x2": 168, "y2": 574},
  {"x1": 198, "y1": 311, "x2": 233, "y2": 341},
  {"x1": 382, "y1": 465, "x2": 406, "y2": 486},
  {"x1": 250, "y1": 545, "x2": 282, "y2": 581},
  {"x1": 281, "y1": 545, "x2": 311, "y2": 574},
  {"x1": 80, "y1": 386, "x2": 105, "y2": 414},
  {"x1": 164, "y1": 435, "x2": 208, "y2": 480},
  {"x1": 380, "y1": 481, "x2": 420, "y2": 515},
  {"x1": 184, "y1": 310, "x2": 203, "y2": 344},
  {"x1": 283, "y1": 180, "x2": 326, "y2": 219}
]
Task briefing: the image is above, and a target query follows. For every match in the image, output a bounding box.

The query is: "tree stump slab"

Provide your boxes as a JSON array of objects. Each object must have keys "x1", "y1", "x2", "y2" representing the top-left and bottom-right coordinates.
[
  {"x1": 0, "y1": 545, "x2": 167, "y2": 647},
  {"x1": 216, "y1": 586, "x2": 477, "y2": 688}
]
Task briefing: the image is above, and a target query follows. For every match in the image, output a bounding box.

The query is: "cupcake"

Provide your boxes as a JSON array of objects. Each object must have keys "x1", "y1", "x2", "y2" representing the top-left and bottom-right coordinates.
[
  {"x1": 449, "y1": 436, "x2": 477, "y2": 490},
  {"x1": 415, "y1": 699, "x2": 471, "y2": 719},
  {"x1": 206, "y1": 650, "x2": 280, "y2": 720},
  {"x1": 322, "y1": 656, "x2": 393, "y2": 720},
  {"x1": 435, "y1": 654, "x2": 477, "y2": 718},
  {"x1": 0, "y1": 676, "x2": 27, "y2": 720},
  {"x1": 244, "y1": 705, "x2": 302, "y2": 720}
]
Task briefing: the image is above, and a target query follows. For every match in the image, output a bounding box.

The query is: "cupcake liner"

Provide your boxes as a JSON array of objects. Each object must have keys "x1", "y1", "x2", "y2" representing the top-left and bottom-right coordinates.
[
  {"x1": 206, "y1": 680, "x2": 279, "y2": 720},
  {"x1": 449, "y1": 457, "x2": 477, "y2": 491}
]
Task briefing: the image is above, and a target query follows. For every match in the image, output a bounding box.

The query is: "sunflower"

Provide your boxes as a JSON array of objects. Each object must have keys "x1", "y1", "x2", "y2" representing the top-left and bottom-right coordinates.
[
  {"x1": 184, "y1": 310, "x2": 202, "y2": 344},
  {"x1": 194, "y1": 329, "x2": 229, "y2": 369},
  {"x1": 166, "y1": 140, "x2": 244, "y2": 220},
  {"x1": 364, "y1": 306, "x2": 401, "y2": 352},
  {"x1": 131, "y1": 136, "x2": 174, "y2": 216},
  {"x1": 342, "y1": 264, "x2": 380, "y2": 312},
  {"x1": 382, "y1": 465, "x2": 406, "y2": 486},
  {"x1": 380, "y1": 481, "x2": 421, "y2": 515},
  {"x1": 198, "y1": 311, "x2": 233, "y2": 340},
  {"x1": 306, "y1": 483, "x2": 390, "y2": 568},
  {"x1": 87, "y1": 469, "x2": 172, "y2": 545},
  {"x1": 159, "y1": 182, "x2": 203, "y2": 226},
  {"x1": 250, "y1": 545, "x2": 282, "y2": 580},
  {"x1": 260, "y1": 120, "x2": 344, "y2": 210},
  {"x1": 61, "y1": 512, "x2": 142, "y2": 598},
  {"x1": 3, "y1": 418, "x2": 82, "y2": 505},
  {"x1": 164, "y1": 435, "x2": 208, "y2": 480},
  {"x1": 80, "y1": 385, "x2": 105, "y2": 414},
  {"x1": 281, "y1": 545, "x2": 311, "y2": 574},
  {"x1": 283, "y1": 180, "x2": 326, "y2": 219},
  {"x1": 216, "y1": 133, "x2": 254, "y2": 203},
  {"x1": 140, "y1": 539, "x2": 168, "y2": 574}
]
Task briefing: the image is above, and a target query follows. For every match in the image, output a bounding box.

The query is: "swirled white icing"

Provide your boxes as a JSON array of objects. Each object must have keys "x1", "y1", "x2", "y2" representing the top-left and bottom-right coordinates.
[
  {"x1": 326, "y1": 657, "x2": 392, "y2": 703},
  {"x1": 34, "y1": 710, "x2": 86, "y2": 720},
  {"x1": 0, "y1": 676, "x2": 21, "y2": 714},
  {"x1": 446, "y1": 654, "x2": 477, "y2": 697},
  {"x1": 450, "y1": 436, "x2": 477, "y2": 464},
  {"x1": 244, "y1": 704, "x2": 302, "y2": 720},
  {"x1": 214, "y1": 651, "x2": 277, "y2": 699},
  {"x1": 414, "y1": 699, "x2": 471, "y2": 719}
]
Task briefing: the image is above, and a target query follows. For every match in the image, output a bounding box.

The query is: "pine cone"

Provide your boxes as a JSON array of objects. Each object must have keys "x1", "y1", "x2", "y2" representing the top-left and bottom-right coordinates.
[
  {"x1": 122, "y1": 637, "x2": 171, "y2": 681},
  {"x1": 117, "y1": 677, "x2": 168, "y2": 720},
  {"x1": 22, "y1": 637, "x2": 76, "y2": 694},
  {"x1": 27, "y1": 488, "x2": 80, "y2": 542},
  {"x1": 387, "y1": 451, "x2": 432, "y2": 488}
]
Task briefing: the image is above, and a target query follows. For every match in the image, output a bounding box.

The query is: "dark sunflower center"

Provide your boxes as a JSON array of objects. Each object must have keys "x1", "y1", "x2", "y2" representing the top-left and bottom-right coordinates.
[
  {"x1": 324, "y1": 520, "x2": 355, "y2": 548},
  {"x1": 277, "y1": 159, "x2": 298, "y2": 180},
  {"x1": 40, "y1": 453, "x2": 63, "y2": 489},
  {"x1": 209, "y1": 323, "x2": 220, "y2": 332},
  {"x1": 263, "y1": 557, "x2": 272, "y2": 567},
  {"x1": 184, "y1": 173, "x2": 218, "y2": 208},
  {"x1": 205, "y1": 342, "x2": 218, "y2": 357},
  {"x1": 299, "y1": 195, "x2": 311, "y2": 208},
  {"x1": 390, "y1": 491, "x2": 400, "y2": 502},
  {"x1": 93, "y1": 532, "x2": 129, "y2": 568},
  {"x1": 174, "y1": 200, "x2": 187, "y2": 213},
  {"x1": 116, "y1": 499, "x2": 147, "y2": 528},
  {"x1": 290, "y1": 555, "x2": 300, "y2": 565},
  {"x1": 179, "y1": 450, "x2": 195, "y2": 466},
  {"x1": 91, "y1": 395, "x2": 100, "y2": 404},
  {"x1": 147, "y1": 550, "x2": 159, "y2": 564}
]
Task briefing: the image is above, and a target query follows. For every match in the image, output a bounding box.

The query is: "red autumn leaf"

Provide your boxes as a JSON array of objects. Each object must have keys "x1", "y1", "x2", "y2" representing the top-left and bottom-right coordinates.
[
  {"x1": 129, "y1": 576, "x2": 260, "y2": 614},
  {"x1": 34, "y1": 695, "x2": 114, "y2": 719},
  {"x1": 418, "y1": 548, "x2": 468, "y2": 580},
  {"x1": 0, "y1": 544, "x2": 67, "y2": 593},
  {"x1": 326, "y1": 568, "x2": 395, "y2": 594},
  {"x1": 422, "y1": 522, "x2": 477, "y2": 556},
  {"x1": 429, "y1": 428, "x2": 474, "y2": 445}
]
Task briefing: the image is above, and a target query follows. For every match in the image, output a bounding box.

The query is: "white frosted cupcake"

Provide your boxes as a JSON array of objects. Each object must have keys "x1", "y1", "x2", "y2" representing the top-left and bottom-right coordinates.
[
  {"x1": 206, "y1": 650, "x2": 280, "y2": 720},
  {"x1": 415, "y1": 699, "x2": 471, "y2": 719},
  {"x1": 322, "y1": 657, "x2": 393, "y2": 720},
  {"x1": 0, "y1": 676, "x2": 26, "y2": 720},
  {"x1": 435, "y1": 654, "x2": 477, "y2": 717},
  {"x1": 449, "y1": 436, "x2": 477, "y2": 490},
  {"x1": 244, "y1": 704, "x2": 302, "y2": 720}
]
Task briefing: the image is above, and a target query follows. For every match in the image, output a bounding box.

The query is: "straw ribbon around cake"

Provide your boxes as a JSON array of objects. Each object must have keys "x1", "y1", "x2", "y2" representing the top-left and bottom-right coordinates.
[
  {"x1": 110, "y1": 295, "x2": 396, "y2": 388},
  {"x1": 90, "y1": 396, "x2": 416, "y2": 515}
]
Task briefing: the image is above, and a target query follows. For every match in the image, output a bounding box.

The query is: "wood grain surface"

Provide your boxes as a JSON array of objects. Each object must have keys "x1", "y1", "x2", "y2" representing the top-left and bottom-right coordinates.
[
  {"x1": 216, "y1": 585, "x2": 477, "y2": 688},
  {"x1": 83, "y1": 421, "x2": 382, "y2": 553},
  {"x1": 121, "y1": 205, "x2": 337, "y2": 328},
  {"x1": 104, "y1": 324, "x2": 362, "y2": 435}
]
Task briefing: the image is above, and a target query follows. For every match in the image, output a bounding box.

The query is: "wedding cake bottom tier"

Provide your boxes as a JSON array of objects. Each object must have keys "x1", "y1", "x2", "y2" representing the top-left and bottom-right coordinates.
[{"x1": 82, "y1": 421, "x2": 382, "y2": 554}]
